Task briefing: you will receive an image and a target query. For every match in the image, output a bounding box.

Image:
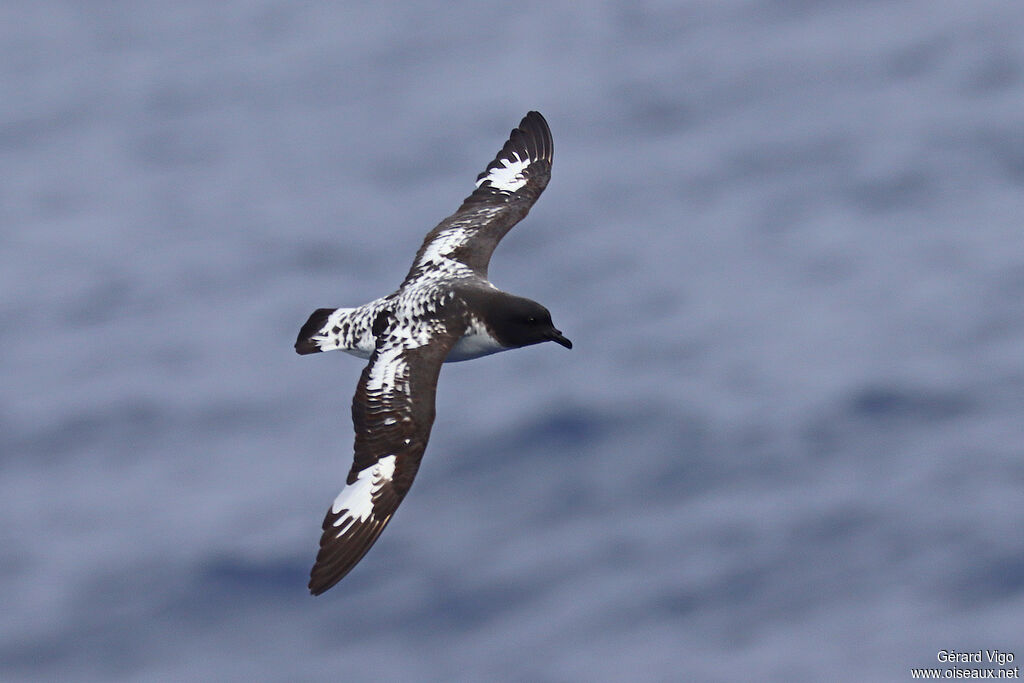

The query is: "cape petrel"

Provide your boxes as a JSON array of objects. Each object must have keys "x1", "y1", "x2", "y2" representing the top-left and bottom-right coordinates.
[{"x1": 295, "y1": 111, "x2": 571, "y2": 595}]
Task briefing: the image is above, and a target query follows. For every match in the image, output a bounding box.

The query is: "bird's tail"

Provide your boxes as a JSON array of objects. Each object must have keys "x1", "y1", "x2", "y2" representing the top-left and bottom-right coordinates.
[{"x1": 294, "y1": 307, "x2": 355, "y2": 355}]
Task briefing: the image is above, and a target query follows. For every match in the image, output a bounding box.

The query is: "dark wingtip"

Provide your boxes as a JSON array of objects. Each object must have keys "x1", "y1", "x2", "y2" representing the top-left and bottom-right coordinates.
[
  {"x1": 307, "y1": 503, "x2": 397, "y2": 596},
  {"x1": 517, "y1": 111, "x2": 552, "y2": 163},
  {"x1": 521, "y1": 110, "x2": 547, "y2": 127},
  {"x1": 462, "y1": 111, "x2": 553, "y2": 213}
]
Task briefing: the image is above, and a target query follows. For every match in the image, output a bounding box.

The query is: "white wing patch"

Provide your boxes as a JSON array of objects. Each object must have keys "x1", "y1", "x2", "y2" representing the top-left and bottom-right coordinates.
[
  {"x1": 414, "y1": 216, "x2": 501, "y2": 277},
  {"x1": 329, "y1": 454, "x2": 397, "y2": 535},
  {"x1": 476, "y1": 152, "x2": 530, "y2": 192},
  {"x1": 367, "y1": 343, "x2": 409, "y2": 396},
  {"x1": 419, "y1": 227, "x2": 470, "y2": 267}
]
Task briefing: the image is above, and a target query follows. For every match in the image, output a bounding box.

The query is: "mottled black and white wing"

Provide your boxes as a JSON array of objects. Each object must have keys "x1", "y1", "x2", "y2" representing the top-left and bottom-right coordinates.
[
  {"x1": 404, "y1": 111, "x2": 553, "y2": 281},
  {"x1": 308, "y1": 323, "x2": 461, "y2": 595}
]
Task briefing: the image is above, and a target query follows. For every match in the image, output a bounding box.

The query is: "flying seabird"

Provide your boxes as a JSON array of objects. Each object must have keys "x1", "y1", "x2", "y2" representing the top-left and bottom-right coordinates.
[{"x1": 295, "y1": 111, "x2": 571, "y2": 595}]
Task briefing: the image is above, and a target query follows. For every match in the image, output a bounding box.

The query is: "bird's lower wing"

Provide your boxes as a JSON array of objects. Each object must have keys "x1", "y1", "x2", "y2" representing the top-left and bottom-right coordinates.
[{"x1": 308, "y1": 323, "x2": 461, "y2": 595}]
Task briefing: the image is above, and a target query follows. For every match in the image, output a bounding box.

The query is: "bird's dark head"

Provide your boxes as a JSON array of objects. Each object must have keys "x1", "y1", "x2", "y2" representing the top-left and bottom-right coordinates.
[{"x1": 488, "y1": 295, "x2": 572, "y2": 351}]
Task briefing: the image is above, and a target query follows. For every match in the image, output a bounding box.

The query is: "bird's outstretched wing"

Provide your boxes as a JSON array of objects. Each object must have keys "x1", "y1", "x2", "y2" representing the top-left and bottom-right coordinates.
[
  {"x1": 404, "y1": 111, "x2": 553, "y2": 282},
  {"x1": 308, "y1": 322, "x2": 461, "y2": 595}
]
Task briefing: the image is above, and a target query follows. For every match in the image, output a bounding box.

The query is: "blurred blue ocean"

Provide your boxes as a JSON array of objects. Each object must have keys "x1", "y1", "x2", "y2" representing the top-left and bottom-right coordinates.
[{"x1": 3, "y1": 2, "x2": 1024, "y2": 680}]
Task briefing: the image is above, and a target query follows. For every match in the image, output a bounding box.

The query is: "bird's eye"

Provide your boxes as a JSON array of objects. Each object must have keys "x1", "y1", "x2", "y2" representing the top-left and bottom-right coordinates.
[{"x1": 527, "y1": 316, "x2": 537, "y2": 323}]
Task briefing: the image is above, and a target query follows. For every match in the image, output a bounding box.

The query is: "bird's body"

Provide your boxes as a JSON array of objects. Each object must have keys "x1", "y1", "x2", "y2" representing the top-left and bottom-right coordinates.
[
  {"x1": 296, "y1": 284, "x2": 513, "y2": 363},
  {"x1": 295, "y1": 112, "x2": 570, "y2": 595}
]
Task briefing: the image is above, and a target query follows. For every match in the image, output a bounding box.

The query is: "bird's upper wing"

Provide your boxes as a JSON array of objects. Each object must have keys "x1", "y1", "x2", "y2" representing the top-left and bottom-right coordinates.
[
  {"x1": 403, "y1": 111, "x2": 553, "y2": 282},
  {"x1": 308, "y1": 319, "x2": 462, "y2": 595}
]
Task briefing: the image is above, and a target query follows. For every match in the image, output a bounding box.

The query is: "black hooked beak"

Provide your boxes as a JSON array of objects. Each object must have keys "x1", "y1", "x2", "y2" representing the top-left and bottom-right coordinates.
[{"x1": 547, "y1": 329, "x2": 572, "y2": 349}]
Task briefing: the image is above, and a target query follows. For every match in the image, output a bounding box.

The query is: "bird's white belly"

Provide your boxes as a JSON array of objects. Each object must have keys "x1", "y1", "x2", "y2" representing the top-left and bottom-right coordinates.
[
  {"x1": 341, "y1": 323, "x2": 505, "y2": 363},
  {"x1": 446, "y1": 327, "x2": 506, "y2": 362}
]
